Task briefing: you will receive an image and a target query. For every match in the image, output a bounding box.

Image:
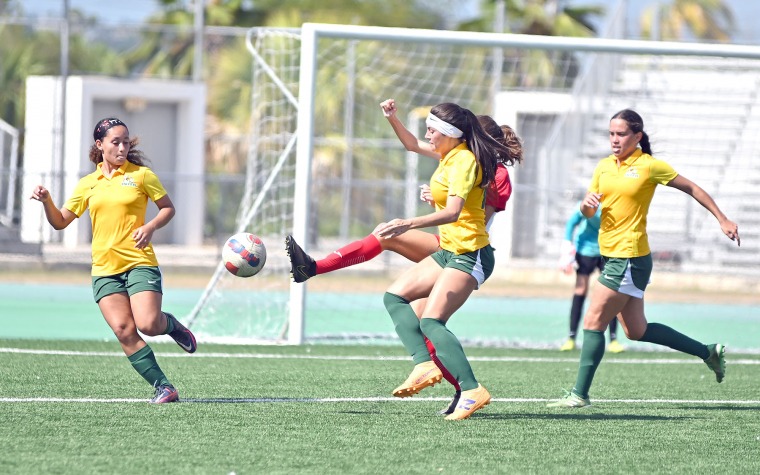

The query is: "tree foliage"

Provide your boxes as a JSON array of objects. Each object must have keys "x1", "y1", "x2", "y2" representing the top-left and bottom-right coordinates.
[{"x1": 640, "y1": 0, "x2": 735, "y2": 41}]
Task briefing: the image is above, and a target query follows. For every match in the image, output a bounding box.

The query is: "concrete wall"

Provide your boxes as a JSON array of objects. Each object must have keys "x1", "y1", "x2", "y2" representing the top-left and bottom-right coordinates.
[{"x1": 21, "y1": 76, "x2": 206, "y2": 247}]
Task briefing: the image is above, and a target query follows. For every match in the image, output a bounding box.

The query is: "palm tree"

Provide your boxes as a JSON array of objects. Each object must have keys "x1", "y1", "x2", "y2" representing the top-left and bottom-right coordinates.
[
  {"x1": 640, "y1": 0, "x2": 735, "y2": 41},
  {"x1": 460, "y1": 0, "x2": 604, "y2": 37}
]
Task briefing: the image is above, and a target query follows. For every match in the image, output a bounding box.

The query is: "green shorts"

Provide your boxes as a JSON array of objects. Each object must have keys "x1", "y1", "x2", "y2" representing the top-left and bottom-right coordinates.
[
  {"x1": 597, "y1": 255, "x2": 652, "y2": 299},
  {"x1": 92, "y1": 266, "x2": 163, "y2": 303},
  {"x1": 431, "y1": 245, "x2": 495, "y2": 289}
]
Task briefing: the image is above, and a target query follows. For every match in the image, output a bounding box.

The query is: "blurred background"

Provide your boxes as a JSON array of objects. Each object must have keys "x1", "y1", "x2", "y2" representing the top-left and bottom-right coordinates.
[{"x1": 1, "y1": 0, "x2": 759, "y2": 346}]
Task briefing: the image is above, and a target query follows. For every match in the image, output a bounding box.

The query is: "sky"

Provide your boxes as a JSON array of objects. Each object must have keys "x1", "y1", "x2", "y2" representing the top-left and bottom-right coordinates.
[{"x1": 17, "y1": 0, "x2": 760, "y2": 44}]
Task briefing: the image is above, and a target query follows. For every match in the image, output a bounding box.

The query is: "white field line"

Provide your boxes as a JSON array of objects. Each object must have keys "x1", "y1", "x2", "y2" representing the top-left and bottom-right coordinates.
[
  {"x1": 1, "y1": 347, "x2": 760, "y2": 365},
  {"x1": 1, "y1": 396, "x2": 760, "y2": 405}
]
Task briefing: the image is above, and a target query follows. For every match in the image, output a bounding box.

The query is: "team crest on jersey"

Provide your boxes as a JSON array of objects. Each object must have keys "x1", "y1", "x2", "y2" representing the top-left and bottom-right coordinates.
[
  {"x1": 624, "y1": 167, "x2": 639, "y2": 179},
  {"x1": 121, "y1": 175, "x2": 137, "y2": 188}
]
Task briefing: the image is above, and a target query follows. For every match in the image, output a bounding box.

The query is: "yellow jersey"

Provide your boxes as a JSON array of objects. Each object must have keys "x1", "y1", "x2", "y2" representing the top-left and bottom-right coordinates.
[
  {"x1": 64, "y1": 161, "x2": 168, "y2": 276},
  {"x1": 588, "y1": 149, "x2": 678, "y2": 257},
  {"x1": 430, "y1": 143, "x2": 488, "y2": 254}
]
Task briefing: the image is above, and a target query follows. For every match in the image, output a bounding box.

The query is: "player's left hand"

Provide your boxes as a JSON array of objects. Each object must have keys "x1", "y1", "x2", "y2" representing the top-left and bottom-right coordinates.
[
  {"x1": 132, "y1": 225, "x2": 155, "y2": 249},
  {"x1": 720, "y1": 219, "x2": 740, "y2": 246}
]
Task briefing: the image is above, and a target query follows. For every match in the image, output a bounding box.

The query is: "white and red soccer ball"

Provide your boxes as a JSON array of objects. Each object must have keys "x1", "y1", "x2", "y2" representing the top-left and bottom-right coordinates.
[{"x1": 222, "y1": 232, "x2": 267, "y2": 277}]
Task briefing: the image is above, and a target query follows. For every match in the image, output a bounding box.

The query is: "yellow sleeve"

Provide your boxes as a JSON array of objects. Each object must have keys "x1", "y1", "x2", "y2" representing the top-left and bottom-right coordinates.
[
  {"x1": 650, "y1": 158, "x2": 678, "y2": 186},
  {"x1": 142, "y1": 167, "x2": 168, "y2": 201},
  {"x1": 63, "y1": 175, "x2": 93, "y2": 217},
  {"x1": 588, "y1": 161, "x2": 603, "y2": 194}
]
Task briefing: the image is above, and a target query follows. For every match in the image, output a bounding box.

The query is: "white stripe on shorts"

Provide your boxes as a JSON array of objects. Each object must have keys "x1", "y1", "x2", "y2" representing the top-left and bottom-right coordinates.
[
  {"x1": 618, "y1": 260, "x2": 645, "y2": 299},
  {"x1": 472, "y1": 250, "x2": 486, "y2": 289}
]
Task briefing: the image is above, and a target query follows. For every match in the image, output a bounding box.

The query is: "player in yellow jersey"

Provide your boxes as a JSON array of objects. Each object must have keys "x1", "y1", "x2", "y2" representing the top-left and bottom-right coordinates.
[
  {"x1": 286, "y1": 100, "x2": 523, "y2": 416},
  {"x1": 30, "y1": 117, "x2": 196, "y2": 404},
  {"x1": 548, "y1": 109, "x2": 740, "y2": 408},
  {"x1": 376, "y1": 102, "x2": 514, "y2": 420}
]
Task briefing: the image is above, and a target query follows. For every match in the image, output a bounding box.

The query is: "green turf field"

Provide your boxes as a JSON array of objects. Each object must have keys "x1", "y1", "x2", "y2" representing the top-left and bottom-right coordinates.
[
  {"x1": 1, "y1": 340, "x2": 759, "y2": 474},
  {"x1": 2, "y1": 278, "x2": 759, "y2": 473}
]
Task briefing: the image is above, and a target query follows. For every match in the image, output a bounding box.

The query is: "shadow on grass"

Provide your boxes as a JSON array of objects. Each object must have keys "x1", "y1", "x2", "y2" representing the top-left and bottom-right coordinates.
[
  {"x1": 677, "y1": 405, "x2": 760, "y2": 411},
  {"x1": 475, "y1": 412, "x2": 691, "y2": 421}
]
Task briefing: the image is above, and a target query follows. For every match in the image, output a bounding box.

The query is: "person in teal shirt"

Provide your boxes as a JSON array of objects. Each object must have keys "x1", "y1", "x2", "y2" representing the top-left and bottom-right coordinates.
[{"x1": 558, "y1": 203, "x2": 624, "y2": 353}]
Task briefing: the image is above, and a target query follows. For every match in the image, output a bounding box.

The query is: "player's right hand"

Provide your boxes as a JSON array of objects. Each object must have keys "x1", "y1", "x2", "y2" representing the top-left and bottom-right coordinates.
[
  {"x1": 30, "y1": 185, "x2": 50, "y2": 202},
  {"x1": 380, "y1": 98, "x2": 397, "y2": 118},
  {"x1": 419, "y1": 184, "x2": 434, "y2": 206}
]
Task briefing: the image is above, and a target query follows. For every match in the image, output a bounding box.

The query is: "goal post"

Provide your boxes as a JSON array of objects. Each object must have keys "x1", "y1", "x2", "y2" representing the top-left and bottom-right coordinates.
[{"x1": 188, "y1": 22, "x2": 760, "y2": 346}]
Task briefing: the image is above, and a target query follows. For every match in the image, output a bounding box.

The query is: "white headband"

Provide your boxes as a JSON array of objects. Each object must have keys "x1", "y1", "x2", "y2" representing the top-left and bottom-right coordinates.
[{"x1": 426, "y1": 113, "x2": 463, "y2": 138}]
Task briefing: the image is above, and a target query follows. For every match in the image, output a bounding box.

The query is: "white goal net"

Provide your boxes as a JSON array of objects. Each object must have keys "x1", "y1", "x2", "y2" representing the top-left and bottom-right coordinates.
[{"x1": 187, "y1": 22, "x2": 760, "y2": 346}]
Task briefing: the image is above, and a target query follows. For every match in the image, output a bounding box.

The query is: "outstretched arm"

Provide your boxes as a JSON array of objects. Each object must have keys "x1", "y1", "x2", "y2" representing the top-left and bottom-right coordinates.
[
  {"x1": 380, "y1": 99, "x2": 438, "y2": 160},
  {"x1": 375, "y1": 195, "x2": 464, "y2": 239},
  {"x1": 29, "y1": 185, "x2": 76, "y2": 230},
  {"x1": 667, "y1": 175, "x2": 740, "y2": 246}
]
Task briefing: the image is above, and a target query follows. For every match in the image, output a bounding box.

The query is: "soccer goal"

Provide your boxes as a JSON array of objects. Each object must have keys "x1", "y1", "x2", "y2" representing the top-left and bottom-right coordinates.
[{"x1": 187, "y1": 22, "x2": 760, "y2": 346}]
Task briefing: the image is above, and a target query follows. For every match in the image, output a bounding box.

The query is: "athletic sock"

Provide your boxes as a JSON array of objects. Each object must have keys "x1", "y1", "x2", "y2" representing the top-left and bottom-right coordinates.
[
  {"x1": 639, "y1": 322, "x2": 710, "y2": 359},
  {"x1": 569, "y1": 294, "x2": 585, "y2": 339},
  {"x1": 572, "y1": 329, "x2": 605, "y2": 399},
  {"x1": 420, "y1": 318, "x2": 477, "y2": 391},
  {"x1": 127, "y1": 345, "x2": 171, "y2": 387},
  {"x1": 425, "y1": 336, "x2": 461, "y2": 390},
  {"x1": 316, "y1": 234, "x2": 382, "y2": 275},
  {"x1": 162, "y1": 312, "x2": 175, "y2": 334},
  {"x1": 383, "y1": 292, "x2": 430, "y2": 364},
  {"x1": 608, "y1": 316, "x2": 618, "y2": 341}
]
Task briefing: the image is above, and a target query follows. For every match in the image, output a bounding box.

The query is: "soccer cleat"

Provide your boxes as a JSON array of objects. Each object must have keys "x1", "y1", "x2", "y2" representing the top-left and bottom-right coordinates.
[
  {"x1": 439, "y1": 390, "x2": 462, "y2": 416},
  {"x1": 444, "y1": 384, "x2": 491, "y2": 420},
  {"x1": 166, "y1": 312, "x2": 197, "y2": 353},
  {"x1": 392, "y1": 361, "x2": 443, "y2": 397},
  {"x1": 704, "y1": 343, "x2": 726, "y2": 383},
  {"x1": 546, "y1": 390, "x2": 591, "y2": 408},
  {"x1": 285, "y1": 234, "x2": 317, "y2": 283},
  {"x1": 607, "y1": 339, "x2": 625, "y2": 354},
  {"x1": 560, "y1": 339, "x2": 576, "y2": 351},
  {"x1": 150, "y1": 383, "x2": 179, "y2": 404}
]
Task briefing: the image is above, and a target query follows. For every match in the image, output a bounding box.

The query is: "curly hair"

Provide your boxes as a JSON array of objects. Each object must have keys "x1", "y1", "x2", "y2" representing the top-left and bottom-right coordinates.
[{"x1": 88, "y1": 117, "x2": 148, "y2": 167}]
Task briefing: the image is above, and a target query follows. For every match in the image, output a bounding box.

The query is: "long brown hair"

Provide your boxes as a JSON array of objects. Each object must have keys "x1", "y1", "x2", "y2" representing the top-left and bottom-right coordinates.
[{"x1": 476, "y1": 115, "x2": 523, "y2": 167}]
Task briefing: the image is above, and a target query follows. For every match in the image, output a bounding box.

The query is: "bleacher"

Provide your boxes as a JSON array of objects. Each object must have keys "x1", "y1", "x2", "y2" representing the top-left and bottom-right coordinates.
[{"x1": 542, "y1": 55, "x2": 760, "y2": 275}]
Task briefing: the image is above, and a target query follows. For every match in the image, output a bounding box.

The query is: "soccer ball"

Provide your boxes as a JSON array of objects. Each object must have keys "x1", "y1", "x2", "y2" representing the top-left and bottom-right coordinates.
[{"x1": 222, "y1": 232, "x2": 267, "y2": 277}]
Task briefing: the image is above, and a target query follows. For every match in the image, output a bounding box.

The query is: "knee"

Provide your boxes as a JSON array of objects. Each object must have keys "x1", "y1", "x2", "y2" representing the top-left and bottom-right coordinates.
[
  {"x1": 111, "y1": 323, "x2": 138, "y2": 344},
  {"x1": 135, "y1": 314, "x2": 165, "y2": 337},
  {"x1": 625, "y1": 326, "x2": 646, "y2": 341}
]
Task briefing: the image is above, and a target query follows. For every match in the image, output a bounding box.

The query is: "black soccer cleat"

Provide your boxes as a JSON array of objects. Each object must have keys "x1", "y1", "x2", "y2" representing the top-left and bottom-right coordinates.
[
  {"x1": 166, "y1": 312, "x2": 197, "y2": 353},
  {"x1": 285, "y1": 234, "x2": 317, "y2": 283}
]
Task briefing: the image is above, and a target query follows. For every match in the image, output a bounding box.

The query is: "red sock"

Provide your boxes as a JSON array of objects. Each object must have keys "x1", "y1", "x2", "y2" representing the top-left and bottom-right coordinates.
[
  {"x1": 315, "y1": 234, "x2": 382, "y2": 275},
  {"x1": 425, "y1": 337, "x2": 460, "y2": 390}
]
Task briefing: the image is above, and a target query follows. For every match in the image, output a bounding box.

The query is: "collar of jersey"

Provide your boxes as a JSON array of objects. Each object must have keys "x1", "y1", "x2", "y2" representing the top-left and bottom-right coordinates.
[
  {"x1": 610, "y1": 147, "x2": 643, "y2": 166},
  {"x1": 441, "y1": 142, "x2": 469, "y2": 162},
  {"x1": 97, "y1": 161, "x2": 129, "y2": 179}
]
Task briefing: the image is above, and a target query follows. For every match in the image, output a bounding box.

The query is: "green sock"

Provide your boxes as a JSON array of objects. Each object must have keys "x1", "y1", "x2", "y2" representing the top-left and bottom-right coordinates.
[
  {"x1": 572, "y1": 329, "x2": 605, "y2": 399},
  {"x1": 163, "y1": 312, "x2": 175, "y2": 335},
  {"x1": 127, "y1": 345, "x2": 171, "y2": 387},
  {"x1": 420, "y1": 318, "x2": 477, "y2": 391},
  {"x1": 639, "y1": 322, "x2": 709, "y2": 359},
  {"x1": 383, "y1": 292, "x2": 430, "y2": 364}
]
